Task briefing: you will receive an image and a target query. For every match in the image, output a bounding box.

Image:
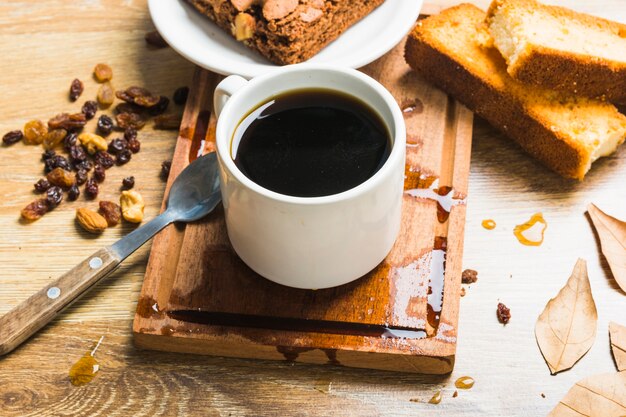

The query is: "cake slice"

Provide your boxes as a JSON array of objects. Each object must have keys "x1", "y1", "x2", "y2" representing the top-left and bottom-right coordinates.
[
  {"x1": 186, "y1": 0, "x2": 385, "y2": 65},
  {"x1": 404, "y1": 4, "x2": 626, "y2": 180},
  {"x1": 486, "y1": 0, "x2": 626, "y2": 102}
]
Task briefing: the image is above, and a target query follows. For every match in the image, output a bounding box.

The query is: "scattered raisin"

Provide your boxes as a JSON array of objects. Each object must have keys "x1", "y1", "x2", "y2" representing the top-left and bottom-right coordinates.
[
  {"x1": 2, "y1": 130, "x2": 23, "y2": 145},
  {"x1": 116, "y1": 86, "x2": 160, "y2": 108},
  {"x1": 161, "y1": 160, "x2": 172, "y2": 180},
  {"x1": 116, "y1": 112, "x2": 145, "y2": 130},
  {"x1": 69, "y1": 145, "x2": 87, "y2": 164},
  {"x1": 43, "y1": 128, "x2": 67, "y2": 150},
  {"x1": 84, "y1": 178, "x2": 99, "y2": 199},
  {"x1": 23, "y1": 120, "x2": 48, "y2": 145},
  {"x1": 154, "y1": 114, "x2": 182, "y2": 130},
  {"x1": 67, "y1": 184, "x2": 80, "y2": 201},
  {"x1": 97, "y1": 82, "x2": 115, "y2": 108},
  {"x1": 123, "y1": 127, "x2": 137, "y2": 142},
  {"x1": 47, "y1": 167, "x2": 76, "y2": 188},
  {"x1": 121, "y1": 176, "x2": 135, "y2": 190},
  {"x1": 127, "y1": 138, "x2": 141, "y2": 153},
  {"x1": 74, "y1": 160, "x2": 93, "y2": 173},
  {"x1": 173, "y1": 86, "x2": 189, "y2": 105},
  {"x1": 81, "y1": 100, "x2": 98, "y2": 120},
  {"x1": 97, "y1": 115, "x2": 114, "y2": 136},
  {"x1": 147, "y1": 96, "x2": 169, "y2": 116},
  {"x1": 94, "y1": 151, "x2": 114, "y2": 169},
  {"x1": 145, "y1": 30, "x2": 168, "y2": 48},
  {"x1": 134, "y1": 94, "x2": 161, "y2": 108},
  {"x1": 48, "y1": 113, "x2": 87, "y2": 131},
  {"x1": 116, "y1": 149, "x2": 132, "y2": 165},
  {"x1": 497, "y1": 302, "x2": 511, "y2": 324},
  {"x1": 461, "y1": 269, "x2": 478, "y2": 284},
  {"x1": 94, "y1": 164, "x2": 106, "y2": 182},
  {"x1": 98, "y1": 201, "x2": 122, "y2": 226},
  {"x1": 34, "y1": 178, "x2": 51, "y2": 193},
  {"x1": 108, "y1": 137, "x2": 128, "y2": 154},
  {"x1": 21, "y1": 198, "x2": 49, "y2": 221},
  {"x1": 93, "y1": 63, "x2": 113, "y2": 82},
  {"x1": 41, "y1": 149, "x2": 56, "y2": 161},
  {"x1": 75, "y1": 169, "x2": 88, "y2": 185},
  {"x1": 45, "y1": 186, "x2": 63, "y2": 209},
  {"x1": 44, "y1": 155, "x2": 72, "y2": 173},
  {"x1": 115, "y1": 102, "x2": 144, "y2": 115},
  {"x1": 69, "y1": 78, "x2": 84, "y2": 101},
  {"x1": 63, "y1": 132, "x2": 78, "y2": 150}
]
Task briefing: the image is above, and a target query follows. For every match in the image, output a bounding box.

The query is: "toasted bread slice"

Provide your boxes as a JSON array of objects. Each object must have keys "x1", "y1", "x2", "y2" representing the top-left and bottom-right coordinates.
[
  {"x1": 486, "y1": 0, "x2": 626, "y2": 102},
  {"x1": 404, "y1": 4, "x2": 626, "y2": 180}
]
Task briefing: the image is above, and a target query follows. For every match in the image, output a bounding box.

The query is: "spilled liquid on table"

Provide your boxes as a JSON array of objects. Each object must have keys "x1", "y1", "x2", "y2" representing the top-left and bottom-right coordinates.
[
  {"x1": 69, "y1": 336, "x2": 104, "y2": 386},
  {"x1": 513, "y1": 213, "x2": 547, "y2": 246},
  {"x1": 455, "y1": 376, "x2": 475, "y2": 389},
  {"x1": 481, "y1": 219, "x2": 496, "y2": 230}
]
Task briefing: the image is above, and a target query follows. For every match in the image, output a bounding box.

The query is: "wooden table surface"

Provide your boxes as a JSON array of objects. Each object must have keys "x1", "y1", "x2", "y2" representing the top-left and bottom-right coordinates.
[{"x1": 0, "y1": 1, "x2": 624, "y2": 416}]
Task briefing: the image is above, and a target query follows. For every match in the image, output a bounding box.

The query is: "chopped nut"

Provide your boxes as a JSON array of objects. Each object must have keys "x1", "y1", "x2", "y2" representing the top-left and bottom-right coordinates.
[
  {"x1": 262, "y1": 0, "x2": 298, "y2": 20},
  {"x1": 461, "y1": 269, "x2": 478, "y2": 284},
  {"x1": 93, "y1": 63, "x2": 113, "y2": 82},
  {"x1": 46, "y1": 167, "x2": 76, "y2": 188},
  {"x1": 76, "y1": 208, "x2": 108, "y2": 233},
  {"x1": 234, "y1": 12, "x2": 256, "y2": 41},
  {"x1": 98, "y1": 201, "x2": 122, "y2": 227},
  {"x1": 497, "y1": 302, "x2": 511, "y2": 324},
  {"x1": 78, "y1": 133, "x2": 108, "y2": 154},
  {"x1": 120, "y1": 190, "x2": 145, "y2": 223}
]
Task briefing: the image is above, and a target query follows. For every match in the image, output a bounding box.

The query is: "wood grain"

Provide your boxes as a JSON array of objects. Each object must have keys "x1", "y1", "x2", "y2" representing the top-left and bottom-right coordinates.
[
  {"x1": 133, "y1": 37, "x2": 474, "y2": 373},
  {"x1": 0, "y1": 1, "x2": 625, "y2": 416}
]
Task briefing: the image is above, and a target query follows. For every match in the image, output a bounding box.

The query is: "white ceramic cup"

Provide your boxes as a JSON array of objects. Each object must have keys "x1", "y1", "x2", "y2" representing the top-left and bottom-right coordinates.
[{"x1": 213, "y1": 64, "x2": 405, "y2": 289}]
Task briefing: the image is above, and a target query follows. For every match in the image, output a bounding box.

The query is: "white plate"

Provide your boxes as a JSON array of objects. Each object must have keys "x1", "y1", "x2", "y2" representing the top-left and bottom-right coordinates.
[{"x1": 148, "y1": 0, "x2": 423, "y2": 79}]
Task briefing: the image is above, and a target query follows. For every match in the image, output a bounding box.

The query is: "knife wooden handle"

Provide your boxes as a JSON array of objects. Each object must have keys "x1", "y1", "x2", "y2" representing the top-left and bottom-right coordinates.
[{"x1": 0, "y1": 247, "x2": 121, "y2": 356}]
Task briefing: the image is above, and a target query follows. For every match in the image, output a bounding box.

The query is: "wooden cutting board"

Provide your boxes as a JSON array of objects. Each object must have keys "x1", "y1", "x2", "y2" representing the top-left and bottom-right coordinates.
[{"x1": 132, "y1": 36, "x2": 473, "y2": 374}]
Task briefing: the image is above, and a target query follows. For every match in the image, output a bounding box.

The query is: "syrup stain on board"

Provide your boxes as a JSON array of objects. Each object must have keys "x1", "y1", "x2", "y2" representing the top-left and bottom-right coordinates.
[
  {"x1": 482, "y1": 219, "x2": 496, "y2": 230},
  {"x1": 189, "y1": 110, "x2": 211, "y2": 162},
  {"x1": 403, "y1": 166, "x2": 466, "y2": 223},
  {"x1": 69, "y1": 336, "x2": 104, "y2": 386},
  {"x1": 454, "y1": 376, "x2": 475, "y2": 389},
  {"x1": 428, "y1": 390, "x2": 443, "y2": 404},
  {"x1": 513, "y1": 213, "x2": 547, "y2": 246},
  {"x1": 426, "y1": 237, "x2": 447, "y2": 330}
]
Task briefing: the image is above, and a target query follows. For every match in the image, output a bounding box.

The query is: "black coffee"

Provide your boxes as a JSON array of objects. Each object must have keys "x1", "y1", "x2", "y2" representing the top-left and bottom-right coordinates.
[{"x1": 231, "y1": 89, "x2": 391, "y2": 197}]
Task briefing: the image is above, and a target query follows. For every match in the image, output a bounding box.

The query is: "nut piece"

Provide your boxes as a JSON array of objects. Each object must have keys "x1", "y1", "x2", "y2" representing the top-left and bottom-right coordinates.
[
  {"x1": 234, "y1": 12, "x2": 256, "y2": 41},
  {"x1": 300, "y1": 6, "x2": 322, "y2": 22},
  {"x1": 120, "y1": 190, "x2": 145, "y2": 223},
  {"x1": 262, "y1": 0, "x2": 298, "y2": 20},
  {"x1": 76, "y1": 208, "x2": 108, "y2": 233},
  {"x1": 78, "y1": 133, "x2": 108, "y2": 154}
]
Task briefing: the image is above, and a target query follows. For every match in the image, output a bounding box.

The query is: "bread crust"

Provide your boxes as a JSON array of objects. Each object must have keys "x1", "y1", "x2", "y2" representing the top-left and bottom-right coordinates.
[
  {"x1": 186, "y1": 0, "x2": 385, "y2": 65},
  {"x1": 405, "y1": 4, "x2": 626, "y2": 180},
  {"x1": 487, "y1": 0, "x2": 626, "y2": 103}
]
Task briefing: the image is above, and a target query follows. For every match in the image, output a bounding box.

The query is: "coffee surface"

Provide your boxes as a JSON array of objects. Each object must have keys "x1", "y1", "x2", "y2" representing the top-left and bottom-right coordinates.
[{"x1": 232, "y1": 89, "x2": 391, "y2": 197}]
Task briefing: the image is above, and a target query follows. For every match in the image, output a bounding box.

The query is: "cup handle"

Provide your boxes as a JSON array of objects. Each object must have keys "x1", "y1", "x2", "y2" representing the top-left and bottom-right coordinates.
[{"x1": 214, "y1": 75, "x2": 249, "y2": 119}]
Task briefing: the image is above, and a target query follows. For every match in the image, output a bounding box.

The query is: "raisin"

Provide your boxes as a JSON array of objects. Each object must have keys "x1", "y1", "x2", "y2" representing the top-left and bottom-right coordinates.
[
  {"x1": 45, "y1": 186, "x2": 63, "y2": 209},
  {"x1": 67, "y1": 184, "x2": 80, "y2": 201},
  {"x1": 43, "y1": 128, "x2": 67, "y2": 150},
  {"x1": 461, "y1": 269, "x2": 478, "y2": 284},
  {"x1": 42, "y1": 149, "x2": 56, "y2": 161},
  {"x1": 2, "y1": 130, "x2": 23, "y2": 145},
  {"x1": 127, "y1": 138, "x2": 141, "y2": 153},
  {"x1": 48, "y1": 113, "x2": 87, "y2": 131},
  {"x1": 497, "y1": 302, "x2": 511, "y2": 324},
  {"x1": 173, "y1": 86, "x2": 189, "y2": 105},
  {"x1": 97, "y1": 115, "x2": 114, "y2": 136},
  {"x1": 63, "y1": 132, "x2": 78, "y2": 150},
  {"x1": 161, "y1": 160, "x2": 172, "y2": 180},
  {"x1": 75, "y1": 169, "x2": 88, "y2": 185},
  {"x1": 116, "y1": 112, "x2": 145, "y2": 130},
  {"x1": 121, "y1": 176, "x2": 135, "y2": 190},
  {"x1": 81, "y1": 100, "x2": 98, "y2": 120},
  {"x1": 47, "y1": 167, "x2": 76, "y2": 188},
  {"x1": 23, "y1": 120, "x2": 48, "y2": 145},
  {"x1": 34, "y1": 178, "x2": 51, "y2": 193},
  {"x1": 85, "y1": 178, "x2": 99, "y2": 199},
  {"x1": 98, "y1": 200, "x2": 122, "y2": 226},
  {"x1": 145, "y1": 30, "x2": 168, "y2": 48},
  {"x1": 115, "y1": 102, "x2": 144, "y2": 115},
  {"x1": 74, "y1": 160, "x2": 93, "y2": 173},
  {"x1": 123, "y1": 127, "x2": 137, "y2": 142},
  {"x1": 69, "y1": 78, "x2": 84, "y2": 101},
  {"x1": 94, "y1": 164, "x2": 106, "y2": 182},
  {"x1": 116, "y1": 149, "x2": 132, "y2": 165},
  {"x1": 21, "y1": 198, "x2": 49, "y2": 220},
  {"x1": 45, "y1": 155, "x2": 72, "y2": 173},
  {"x1": 134, "y1": 94, "x2": 161, "y2": 108},
  {"x1": 147, "y1": 96, "x2": 170, "y2": 116},
  {"x1": 154, "y1": 114, "x2": 182, "y2": 130},
  {"x1": 94, "y1": 151, "x2": 114, "y2": 169},
  {"x1": 97, "y1": 82, "x2": 115, "y2": 108},
  {"x1": 116, "y1": 86, "x2": 160, "y2": 108},
  {"x1": 93, "y1": 63, "x2": 113, "y2": 82},
  {"x1": 108, "y1": 138, "x2": 128, "y2": 154},
  {"x1": 69, "y1": 145, "x2": 87, "y2": 164}
]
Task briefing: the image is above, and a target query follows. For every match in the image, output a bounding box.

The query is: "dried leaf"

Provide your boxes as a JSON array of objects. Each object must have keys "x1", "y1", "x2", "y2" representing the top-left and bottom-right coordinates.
[
  {"x1": 587, "y1": 203, "x2": 626, "y2": 293},
  {"x1": 547, "y1": 372, "x2": 626, "y2": 417},
  {"x1": 609, "y1": 321, "x2": 626, "y2": 371},
  {"x1": 535, "y1": 259, "x2": 597, "y2": 374}
]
